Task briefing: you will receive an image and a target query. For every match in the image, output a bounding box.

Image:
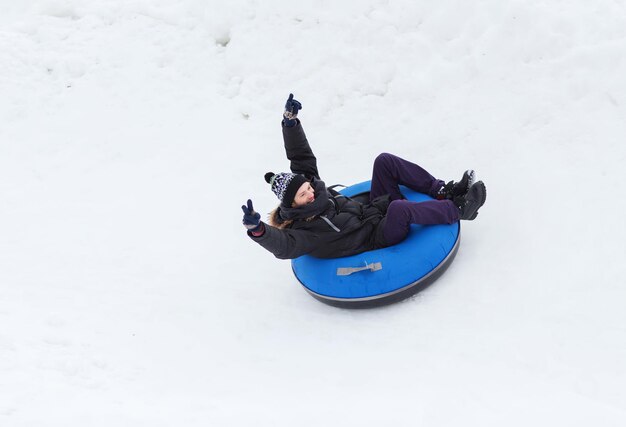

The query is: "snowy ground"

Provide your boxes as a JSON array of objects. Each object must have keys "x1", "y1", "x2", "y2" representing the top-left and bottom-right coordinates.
[{"x1": 1, "y1": 1, "x2": 626, "y2": 426}]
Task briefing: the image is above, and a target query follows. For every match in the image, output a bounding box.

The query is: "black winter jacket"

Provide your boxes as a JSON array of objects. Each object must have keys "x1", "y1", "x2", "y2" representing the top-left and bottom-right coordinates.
[{"x1": 248, "y1": 120, "x2": 391, "y2": 259}]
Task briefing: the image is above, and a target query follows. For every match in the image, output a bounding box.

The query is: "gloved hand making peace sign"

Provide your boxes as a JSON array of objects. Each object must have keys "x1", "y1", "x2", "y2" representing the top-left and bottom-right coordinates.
[
  {"x1": 282, "y1": 93, "x2": 302, "y2": 127},
  {"x1": 241, "y1": 199, "x2": 264, "y2": 235}
]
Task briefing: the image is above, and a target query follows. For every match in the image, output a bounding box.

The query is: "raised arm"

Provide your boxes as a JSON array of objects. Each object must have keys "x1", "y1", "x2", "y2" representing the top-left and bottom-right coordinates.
[
  {"x1": 241, "y1": 199, "x2": 320, "y2": 259},
  {"x1": 250, "y1": 223, "x2": 321, "y2": 260},
  {"x1": 281, "y1": 94, "x2": 320, "y2": 180}
]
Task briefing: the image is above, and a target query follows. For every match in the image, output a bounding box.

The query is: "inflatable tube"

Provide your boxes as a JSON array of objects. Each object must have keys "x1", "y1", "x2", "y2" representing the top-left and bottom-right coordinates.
[{"x1": 291, "y1": 181, "x2": 460, "y2": 308}]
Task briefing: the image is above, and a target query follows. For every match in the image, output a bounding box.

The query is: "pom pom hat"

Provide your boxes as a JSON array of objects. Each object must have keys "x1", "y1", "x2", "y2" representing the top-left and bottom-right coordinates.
[{"x1": 265, "y1": 172, "x2": 308, "y2": 207}]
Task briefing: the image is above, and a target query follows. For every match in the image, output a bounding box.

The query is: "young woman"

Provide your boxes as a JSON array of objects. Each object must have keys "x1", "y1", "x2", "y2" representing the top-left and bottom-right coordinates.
[{"x1": 242, "y1": 94, "x2": 486, "y2": 260}]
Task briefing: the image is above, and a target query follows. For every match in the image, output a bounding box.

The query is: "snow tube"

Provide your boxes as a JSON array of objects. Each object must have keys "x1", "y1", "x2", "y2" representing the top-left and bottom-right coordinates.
[{"x1": 291, "y1": 181, "x2": 460, "y2": 308}]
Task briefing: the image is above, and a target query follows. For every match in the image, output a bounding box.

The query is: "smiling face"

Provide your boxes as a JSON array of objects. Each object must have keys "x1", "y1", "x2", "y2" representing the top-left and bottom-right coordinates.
[{"x1": 292, "y1": 181, "x2": 315, "y2": 207}]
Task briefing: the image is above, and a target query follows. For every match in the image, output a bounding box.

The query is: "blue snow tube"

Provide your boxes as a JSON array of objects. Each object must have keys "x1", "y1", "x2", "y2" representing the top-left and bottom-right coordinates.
[{"x1": 291, "y1": 181, "x2": 460, "y2": 308}]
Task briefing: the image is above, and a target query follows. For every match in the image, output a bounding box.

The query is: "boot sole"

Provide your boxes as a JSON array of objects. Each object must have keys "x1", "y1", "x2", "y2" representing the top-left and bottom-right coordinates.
[
  {"x1": 463, "y1": 181, "x2": 486, "y2": 220},
  {"x1": 464, "y1": 170, "x2": 476, "y2": 190},
  {"x1": 455, "y1": 170, "x2": 476, "y2": 197}
]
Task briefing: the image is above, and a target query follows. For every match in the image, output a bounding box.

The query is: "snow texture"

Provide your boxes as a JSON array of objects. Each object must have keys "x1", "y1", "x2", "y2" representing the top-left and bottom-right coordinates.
[{"x1": 1, "y1": 1, "x2": 625, "y2": 426}]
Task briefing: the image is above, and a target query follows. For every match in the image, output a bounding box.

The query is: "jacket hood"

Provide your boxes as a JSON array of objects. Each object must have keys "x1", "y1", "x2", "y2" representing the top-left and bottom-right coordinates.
[
  {"x1": 268, "y1": 207, "x2": 290, "y2": 229},
  {"x1": 268, "y1": 206, "x2": 317, "y2": 229}
]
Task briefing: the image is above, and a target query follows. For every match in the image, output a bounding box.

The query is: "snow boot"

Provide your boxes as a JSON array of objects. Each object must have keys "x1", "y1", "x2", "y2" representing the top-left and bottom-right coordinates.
[
  {"x1": 436, "y1": 169, "x2": 475, "y2": 200},
  {"x1": 454, "y1": 180, "x2": 486, "y2": 220}
]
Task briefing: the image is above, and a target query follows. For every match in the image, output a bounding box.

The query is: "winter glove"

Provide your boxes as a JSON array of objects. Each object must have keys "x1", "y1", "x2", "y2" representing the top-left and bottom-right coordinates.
[
  {"x1": 282, "y1": 93, "x2": 302, "y2": 127},
  {"x1": 242, "y1": 199, "x2": 264, "y2": 234}
]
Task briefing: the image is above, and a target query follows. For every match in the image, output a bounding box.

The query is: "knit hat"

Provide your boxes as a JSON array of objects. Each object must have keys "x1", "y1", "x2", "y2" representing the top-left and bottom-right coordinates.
[{"x1": 265, "y1": 172, "x2": 308, "y2": 206}]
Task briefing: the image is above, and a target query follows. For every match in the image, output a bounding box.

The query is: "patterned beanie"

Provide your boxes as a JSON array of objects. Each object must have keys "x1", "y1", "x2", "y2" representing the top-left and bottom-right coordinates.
[{"x1": 265, "y1": 172, "x2": 308, "y2": 206}]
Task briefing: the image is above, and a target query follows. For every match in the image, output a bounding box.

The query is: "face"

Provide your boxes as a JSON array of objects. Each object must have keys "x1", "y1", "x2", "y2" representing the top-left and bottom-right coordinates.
[{"x1": 292, "y1": 181, "x2": 315, "y2": 207}]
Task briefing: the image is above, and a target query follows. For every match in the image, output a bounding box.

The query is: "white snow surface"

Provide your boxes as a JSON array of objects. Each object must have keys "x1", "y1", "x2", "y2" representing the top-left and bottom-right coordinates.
[{"x1": 1, "y1": 1, "x2": 626, "y2": 425}]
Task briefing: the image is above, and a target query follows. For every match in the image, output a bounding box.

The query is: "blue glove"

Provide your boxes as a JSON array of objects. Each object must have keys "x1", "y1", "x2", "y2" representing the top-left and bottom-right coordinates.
[
  {"x1": 242, "y1": 199, "x2": 262, "y2": 232},
  {"x1": 283, "y1": 93, "x2": 302, "y2": 127}
]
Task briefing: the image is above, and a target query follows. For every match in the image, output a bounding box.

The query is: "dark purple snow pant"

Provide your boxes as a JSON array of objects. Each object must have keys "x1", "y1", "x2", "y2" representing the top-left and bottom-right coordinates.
[{"x1": 370, "y1": 153, "x2": 460, "y2": 246}]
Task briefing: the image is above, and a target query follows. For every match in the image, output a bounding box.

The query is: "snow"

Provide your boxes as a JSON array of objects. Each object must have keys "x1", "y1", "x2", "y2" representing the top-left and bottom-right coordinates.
[{"x1": 1, "y1": 0, "x2": 626, "y2": 425}]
